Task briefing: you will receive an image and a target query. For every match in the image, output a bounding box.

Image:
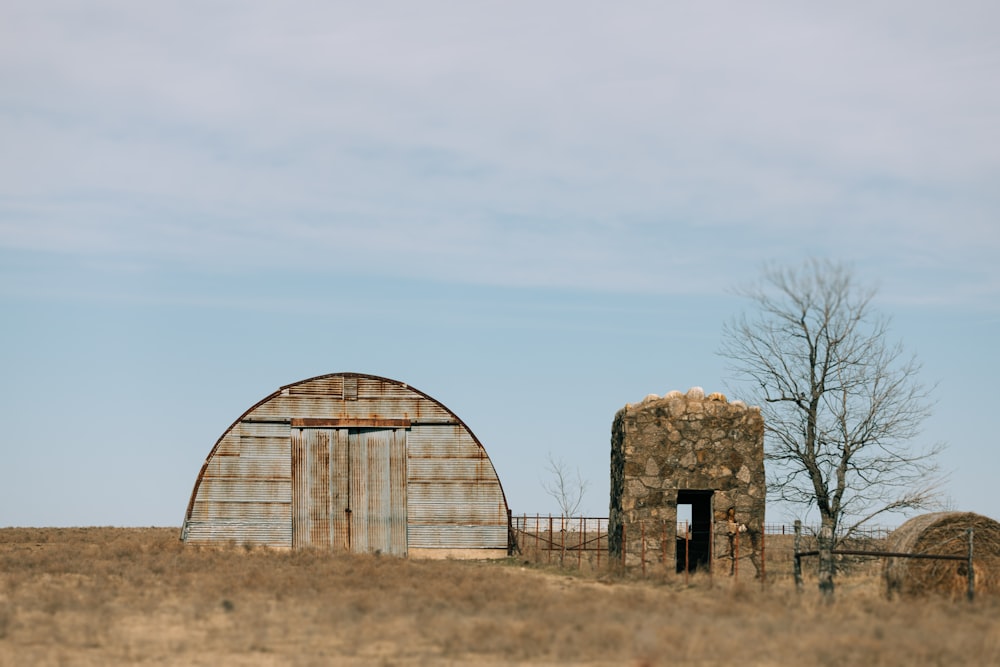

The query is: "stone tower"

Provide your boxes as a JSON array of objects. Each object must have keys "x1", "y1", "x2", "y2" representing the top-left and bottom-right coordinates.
[{"x1": 609, "y1": 387, "x2": 765, "y2": 576}]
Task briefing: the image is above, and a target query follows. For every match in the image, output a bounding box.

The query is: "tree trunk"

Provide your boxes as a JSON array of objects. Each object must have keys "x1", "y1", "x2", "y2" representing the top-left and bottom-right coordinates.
[{"x1": 817, "y1": 514, "x2": 835, "y2": 601}]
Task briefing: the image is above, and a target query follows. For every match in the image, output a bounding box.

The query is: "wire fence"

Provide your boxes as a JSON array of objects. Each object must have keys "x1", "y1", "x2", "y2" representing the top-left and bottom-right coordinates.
[
  {"x1": 509, "y1": 514, "x2": 980, "y2": 599},
  {"x1": 510, "y1": 515, "x2": 611, "y2": 570},
  {"x1": 763, "y1": 523, "x2": 892, "y2": 540},
  {"x1": 509, "y1": 513, "x2": 894, "y2": 577}
]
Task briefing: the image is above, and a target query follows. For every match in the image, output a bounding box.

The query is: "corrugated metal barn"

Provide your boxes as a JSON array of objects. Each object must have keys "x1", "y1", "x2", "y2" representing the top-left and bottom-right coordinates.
[{"x1": 181, "y1": 372, "x2": 510, "y2": 558}]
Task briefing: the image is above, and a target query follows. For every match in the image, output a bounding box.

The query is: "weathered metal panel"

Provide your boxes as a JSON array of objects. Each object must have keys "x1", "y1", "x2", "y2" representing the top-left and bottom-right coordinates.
[
  {"x1": 408, "y1": 492, "x2": 505, "y2": 524},
  {"x1": 343, "y1": 375, "x2": 358, "y2": 400},
  {"x1": 183, "y1": 520, "x2": 292, "y2": 547},
  {"x1": 405, "y1": 425, "x2": 506, "y2": 550},
  {"x1": 207, "y1": 456, "x2": 290, "y2": 479},
  {"x1": 187, "y1": 415, "x2": 293, "y2": 548},
  {"x1": 408, "y1": 504, "x2": 507, "y2": 526},
  {"x1": 197, "y1": 479, "x2": 290, "y2": 502},
  {"x1": 408, "y1": 525, "x2": 507, "y2": 548},
  {"x1": 408, "y1": 458, "x2": 499, "y2": 481},
  {"x1": 348, "y1": 429, "x2": 369, "y2": 552},
  {"x1": 291, "y1": 418, "x2": 410, "y2": 428},
  {"x1": 236, "y1": 422, "x2": 292, "y2": 438},
  {"x1": 189, "y1": 501, "x2": 291, "y2": 521},
  {"x1": 407, "y1": 424, "x2": 489, "y2": 459},
  {"x1": 356, "y1": 377, "x2": 419, "y2": 398},
  {"x1": 291, "y1": 428, "x2": 334, "y2": 548},
  {"x1": 248, "y1": 396, "x2": 351, "y2": 420},
  {"x1": 213, "y1": 432, "x2": 242, "y2": 456},
  {"x1": 291, "y1": 428, "x2": 308, "y2": 548},
  {"x1": 308, "y1": 429, "x2": 332, "y2": 546},
  {"x1": 390, "y1": 428, "x2": 408, "y2": 554},
  {"x1": 246, "y1": 396, "x2": 452, "y2": 422},
  {"x1": 286, "y1": 375, "x2": 420, "y2": 400},
  {"x1": 286, "y1": 376, "x2": 344, "y2": 395},
  {"x1": 407, "y1": 482, "x2": 506, "y2": 504},
  {"x1": 330, "y1": 429, "x2": 350, "y2": 551},
  {"x1": 238, "y1": 434, "x2": 289, "y2": 455},
  {"x1": 365, "y1": 430, "x2": 390, "y2": 552},
  {"x1": 287, "y1": 427, "x2": 392, "y2": 551},
  {"x1": 337, "y1": 428, "x2": 408, "y2": 555}
]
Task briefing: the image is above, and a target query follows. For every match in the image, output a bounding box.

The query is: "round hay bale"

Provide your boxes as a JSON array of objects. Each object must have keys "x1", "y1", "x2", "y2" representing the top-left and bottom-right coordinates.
[{"x1": 883, "y1": 512, "x2": 1000, "y2": 598}]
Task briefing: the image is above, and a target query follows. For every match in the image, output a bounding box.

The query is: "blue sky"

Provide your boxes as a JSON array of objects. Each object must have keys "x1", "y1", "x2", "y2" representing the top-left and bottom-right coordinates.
[{"x1": 2, "y1": 2, "x2": 998, "y2": 527}]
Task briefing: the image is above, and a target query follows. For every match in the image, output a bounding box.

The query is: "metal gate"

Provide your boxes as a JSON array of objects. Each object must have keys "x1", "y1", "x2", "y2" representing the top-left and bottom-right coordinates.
[{"x1": 291, "y1": 426, "x2": 407, "y2": 555}]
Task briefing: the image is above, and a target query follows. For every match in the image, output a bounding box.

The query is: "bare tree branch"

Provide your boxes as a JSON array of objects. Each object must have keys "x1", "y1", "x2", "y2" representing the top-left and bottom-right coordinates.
[
  {"x1": 720, "y1": 258, "x2": 946, "y2": 599},
  {"x1": 541, "y1": 453, "x2": 589, "y2": 518}
]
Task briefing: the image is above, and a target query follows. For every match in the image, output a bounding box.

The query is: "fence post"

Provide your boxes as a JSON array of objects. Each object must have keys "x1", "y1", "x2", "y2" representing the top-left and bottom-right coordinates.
[
  {"x1": 709, "y1": 517, "x2": 714, "y2": 583},
  {"x1": 596, "y1": 518, "x2": 601, "y2": 569},
  {"x1": 508, "y1": 509, "x2": 514, "y2": 555},
  {"x1": 548, "y1": 515, "x2": 553, "y2": 564},
  {"x1": 793, "y1": 520, "x2": 803, "y2": 593},
  {"x1": 560, "y1": 515, "x2": 566, "y2": 566},
  {"x1": 968, "y1": 527, "x2": 975, "y2": 603},
  {"x1": 578, "y1": 516, "x2": 583, "y2": 569},
  {"x1": 684, "y1": 522, "x2": 690, "y2": 586}
]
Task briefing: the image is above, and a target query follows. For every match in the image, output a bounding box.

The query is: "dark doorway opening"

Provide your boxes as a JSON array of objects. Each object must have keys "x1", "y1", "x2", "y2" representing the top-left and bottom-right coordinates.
[{"x1": 676, "y1": 490, "x2": 713, "y2": 573}]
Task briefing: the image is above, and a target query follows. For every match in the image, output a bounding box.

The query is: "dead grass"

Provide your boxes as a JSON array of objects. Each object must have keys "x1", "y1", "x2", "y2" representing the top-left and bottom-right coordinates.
[{"x1": 1, "y1": 527, "x2": 998, "y2": 666}]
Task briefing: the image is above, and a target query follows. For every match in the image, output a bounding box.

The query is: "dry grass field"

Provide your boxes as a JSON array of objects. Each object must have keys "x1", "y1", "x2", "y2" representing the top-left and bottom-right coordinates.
[{"x1": 1, "y1": 527, "x2": 999, "y2": 666}]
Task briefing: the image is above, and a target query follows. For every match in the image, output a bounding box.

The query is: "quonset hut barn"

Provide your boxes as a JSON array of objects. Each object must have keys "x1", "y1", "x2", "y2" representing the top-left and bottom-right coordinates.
[{"x1": 181, "y1": 372, "x2": 510, "y2": 558}]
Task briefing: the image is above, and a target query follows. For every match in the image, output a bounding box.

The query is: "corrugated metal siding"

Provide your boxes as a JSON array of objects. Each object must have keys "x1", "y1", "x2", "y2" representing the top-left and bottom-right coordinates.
[
  {"x1": 291, "y1": 428, "x2": 333, "y2": 548},
  {"x1": 330, "y1": 429, "x2": 350, "y2": 551},
  {"x1": 245, "y1": 396, "x2": 452, "y2": 422},
  {"x1": 189, "y1": 502, "x2": 290, "y2": 521},
  {"x1": 389, "y1": 428, "x2": 407, "y2": 552},
  {"x1": 184, "y1": 521, "x2": 291, "y2": 544},
  {"x1": 185, "y1": 420, "x2": 293, "y2": 548},
  {"x1": 184, "y1": 373, "x2": 508, "y2": 556},
  {"x1": 408, "y1": 458, "x2": 499, "y2": 480},
  {"x1": 287, "y1": 376, "x2": 344, "y2": 395},
  {"x1": 348, "y1": 428, "x2": 407, "y2": 555},
  {"x1": 407, "y1": 424, "x2": 507, "y2": 550},
  {"x1": 195, "y1": 479, "x2": 290, "y2": 502},
  {"x1": 408, "y1": 525, "x2": 508, "y2": 547},
  {"x1": 289, "y1": 426, "x2": 407, "y2": 555},
  {"x1": 407, "y1": 492, "x2": 507, "y2": 524}
]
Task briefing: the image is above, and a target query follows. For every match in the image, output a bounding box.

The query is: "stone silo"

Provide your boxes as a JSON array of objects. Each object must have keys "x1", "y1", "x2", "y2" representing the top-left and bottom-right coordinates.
[{"x1": 609, "y1": 387, "x2": 765, "y2": 576}]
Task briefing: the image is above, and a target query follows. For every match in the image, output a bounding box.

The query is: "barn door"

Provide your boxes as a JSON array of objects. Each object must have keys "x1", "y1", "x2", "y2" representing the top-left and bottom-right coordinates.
[
  {"x1": 292, "y1": 426, "x2": 407, "y2": 555},
  {"x1": 346, "y1": 428, "x2": 407, "y2": 555},
  {"x1": 291, "y1": 427, "x2": 338, "y2": 549}
]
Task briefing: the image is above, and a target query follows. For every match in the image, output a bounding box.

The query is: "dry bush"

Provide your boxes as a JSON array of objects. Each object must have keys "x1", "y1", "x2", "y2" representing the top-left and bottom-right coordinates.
[{"x1": 1, "y1": 527, "x2": 999, "y2": 666}]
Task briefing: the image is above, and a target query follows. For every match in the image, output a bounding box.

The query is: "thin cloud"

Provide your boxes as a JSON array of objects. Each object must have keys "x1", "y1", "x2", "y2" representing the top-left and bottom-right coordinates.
[{"x1": 1, "y1": 2, "x2": 998, "y2": 304}]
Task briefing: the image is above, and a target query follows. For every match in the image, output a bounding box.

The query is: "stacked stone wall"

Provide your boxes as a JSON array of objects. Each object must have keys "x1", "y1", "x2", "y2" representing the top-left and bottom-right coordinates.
[{"x1": 609, "y1": 387, "x2": 765, "y2": 576}]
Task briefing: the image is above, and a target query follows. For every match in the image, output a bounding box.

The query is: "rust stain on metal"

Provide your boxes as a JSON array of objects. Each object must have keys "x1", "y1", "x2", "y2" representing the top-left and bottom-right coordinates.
[{"x1": 291, "y1": 418, "x2": 411, "y2": 428}]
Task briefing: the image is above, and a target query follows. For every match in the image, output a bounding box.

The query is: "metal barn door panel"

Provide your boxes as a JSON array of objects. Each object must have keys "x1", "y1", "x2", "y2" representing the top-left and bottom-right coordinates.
[
  {"x1": 349, "y1": 428, "x2": 407, "y2": 556},
  {"x1": 330, "y1": 429, "x2": 350, "y2": 551},
  {"x1": 291, "y1": 428, "x2": 332, "y2": 548},
  {"x1": 292, "y1": 427, "x2": 406, "y2": 555}
]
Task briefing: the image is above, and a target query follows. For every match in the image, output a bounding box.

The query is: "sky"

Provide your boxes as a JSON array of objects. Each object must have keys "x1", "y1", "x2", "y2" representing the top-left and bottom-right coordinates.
[{"x1": 2, "y1": 2, "x2": 998, "y2": 529}]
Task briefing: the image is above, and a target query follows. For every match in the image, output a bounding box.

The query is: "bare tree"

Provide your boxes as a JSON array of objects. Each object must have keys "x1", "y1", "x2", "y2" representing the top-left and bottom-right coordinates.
[
  {"x1": 720, "y1": 259, "x2": 944, "y2": 599},
  {"x1": 542, "y1": 453, "x2": 589, "y2": 518}
]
